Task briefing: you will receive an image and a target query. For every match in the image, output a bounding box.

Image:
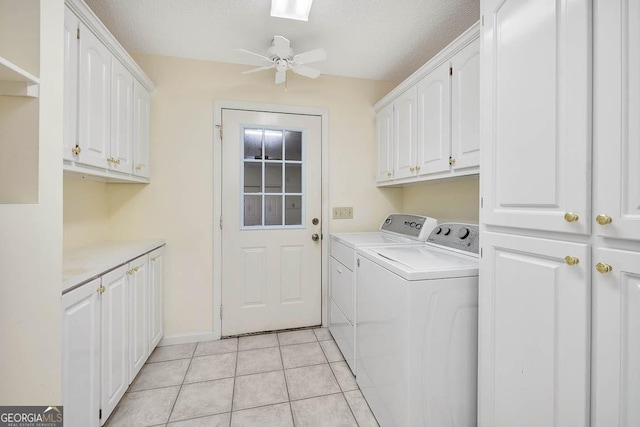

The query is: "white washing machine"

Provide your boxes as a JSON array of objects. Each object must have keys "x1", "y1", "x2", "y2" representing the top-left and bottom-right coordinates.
[
  {"x1": 329, "y1": 214, "x2": 438, "y2": 374},
  {"x1": 356, "y1": 223, "x2": 479, "y2": 427}
]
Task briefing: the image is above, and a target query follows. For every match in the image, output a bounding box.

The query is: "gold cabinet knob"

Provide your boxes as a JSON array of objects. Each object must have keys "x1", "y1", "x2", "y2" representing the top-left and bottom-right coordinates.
[
  {"x1": 135, "y1": 165, "x2": 143, "y2": 171},
  {"x1": 595, "y1": 262, "x2": 613, "y2": 274},
  {"x1": 72, "y1": 145, "x2": 81, "y2": 155},
  {"x1": 150, "y1": 257, "x2": 157, "y2": 262},
  {"x1": 564, "y1": 256, "x2": 580, "y2": 266},
  {"x1": 96, "y1": 285, "x2": 105, "y2": 294},
  {"x1": 115, "y1": 158, "x2": 120, "y2": 165},
  {"x1": 449, "y1": 157, "x2": 456, "y2": 165},
  {"x1": 410, "y1": 166, "x2": 415, "y2": 172},
  {"x1": 386, "y1": 171, "x2": 392, "y2": 177},
  {"x1": 564, "y1": 212, "x2": 579, "y2": 222},
  {"x1": 107, "y1": 157, "x2": 114, "y2": 164},
  {"x1": 415, "y1": 165, "x2": 421, "y2": 171},
  {"x1": 133, "y1": 266, "x2": 139, "y2": 272},
  {"x1": 596, "y1": 214, "x2": 612, "y2": 225},
  {"x1": 126, "y1": 268, "x2": 134, "y2": 276}
]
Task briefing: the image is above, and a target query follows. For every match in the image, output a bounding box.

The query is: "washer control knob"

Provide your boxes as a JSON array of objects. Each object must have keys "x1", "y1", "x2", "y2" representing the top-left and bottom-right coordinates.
[
  {"x1": 415, "y1": 223, "x2": 422, "y2": 230},
  {"x1": 443, "y1": 227, "x2": 451, "y2": 236},
  {"x1": 410, "y1": 222, "x2": 416, "y2": 228},
  {"x1": 434, "y1": 226, "x2": 442, "y2": 234},
  {"x1": 404, "y1": 221, "x2": 410, "y2": 226},
  {"x1": 458, "y1": 227, "x2": 470, "y2": 239},
  {"x1": 384, "y1": 218, "x2": 392, "y2": 225}
]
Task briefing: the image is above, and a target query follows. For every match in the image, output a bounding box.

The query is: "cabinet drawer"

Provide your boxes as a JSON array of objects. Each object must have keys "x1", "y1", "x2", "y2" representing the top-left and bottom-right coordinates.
[
  {"x1": 330, "y1": 257, "x2": 354, "y2": 324},
  {"x1": 330, "y1": 238, "x2": 355, "y2": 271}
]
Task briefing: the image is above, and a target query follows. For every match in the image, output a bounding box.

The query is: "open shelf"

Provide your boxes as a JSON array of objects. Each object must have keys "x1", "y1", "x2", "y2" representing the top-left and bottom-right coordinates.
[{"x1": 0, "y1": 55, "x2": 39, "y2": 97}]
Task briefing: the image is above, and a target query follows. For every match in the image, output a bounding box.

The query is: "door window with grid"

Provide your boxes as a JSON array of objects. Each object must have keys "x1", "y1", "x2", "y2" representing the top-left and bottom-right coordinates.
[{"x1": 242, "y1": 127, "x2": 304, "y2": 228}]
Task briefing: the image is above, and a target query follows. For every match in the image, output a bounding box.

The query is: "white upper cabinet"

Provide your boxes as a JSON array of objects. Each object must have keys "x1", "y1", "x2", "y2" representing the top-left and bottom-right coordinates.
[
  {"x1": 63, "y1": 8, "x2": 79, "y2": 162},
  {"x1": 592, "y1": 247, "x2": 640, "y2": 427},
  {"x1": 393, "y1": 87, "x2": 418, "y2": 179},
  {"x1": 376, "y1": 103, "x2": 394, "y2": 182},
  {"x1": 481, "y1": 0, "x2": 591, "y2": 235},
  {"x1": 78, "y1": 21, "x2": 111, "y2": 169},
  {"x1": 478, "y1": 232, "x2": 590, "y2": 427},
  {"x1": 110, "y1": 58, "x2": 134, "y2": 174},
  {"x1": 133, "y1": 79, "x2": 150, "y2": 178},
  {"x1": 63, "y1": 0, "x2": 154, "y2": 183},
  {"x1": 451, "y1": 39, "x2": 480, "y2": 172},
  {"x1": 416, "y1": 61, "x2": 451, "y2": 176},
  {"x1": 594, "y1": 0, "x2": 640, "y2": 241},
  {"x1": 375, "y1": 23, "x2": 480, "y2": 186}
]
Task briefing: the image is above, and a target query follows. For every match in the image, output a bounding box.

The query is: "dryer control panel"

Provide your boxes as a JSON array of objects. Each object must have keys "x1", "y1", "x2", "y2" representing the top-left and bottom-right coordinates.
[
  {"x1": 379, "y1": 214, "x2": 438, "y2": 241},
  {"x1": 427, "y1": 223, "x2": 479, "y2": 254}
]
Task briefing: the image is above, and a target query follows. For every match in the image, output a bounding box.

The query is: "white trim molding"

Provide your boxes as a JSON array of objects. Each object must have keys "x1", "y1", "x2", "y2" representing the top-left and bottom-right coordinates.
[{"x1": 212, "y1": 100, "x2": 330, "y2": 340}]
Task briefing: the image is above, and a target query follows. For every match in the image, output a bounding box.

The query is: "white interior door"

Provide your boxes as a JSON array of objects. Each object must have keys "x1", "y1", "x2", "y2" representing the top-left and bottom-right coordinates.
[{"x1": 221, "y1": 109, "x2": 322, "y2": 336}]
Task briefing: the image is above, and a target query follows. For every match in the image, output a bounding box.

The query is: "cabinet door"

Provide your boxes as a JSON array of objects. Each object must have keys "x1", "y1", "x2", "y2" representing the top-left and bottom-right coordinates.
[
  {"x1": 78, "y1": 23, "x2": 111, "y2": 168},
  {"x1": 416, "y1": 61, "x2": 451, "y2": 176},
  {"x1": 62, "y1": 278, "x2": 101, "y2": 427},
  {"x1": 451, "y1": 38, "x2": 480, "y2": 172},
  {"x1": 481, "y1": 0, "x2": 591, "y2": 235},
  {"x1": 100, "y1": 265, "x2": 129, "y2": 424},
  {"x1": 148, "y1": 246, "x2": 164, "y2": 350},
  {"x1": 393, "y1": 86, "x2": 418, "y2": 179},
  {"x1": 594, "y1": 0, "x2": 640, "y2": 241},
  {"x1": 592, "y1": 247, "x2": 640, "y2": 426},
  {"x1": 376, "y1": 104, "x2": 394, "y2": 182},
  {"x1": 63, "y1": 7, "x2": 79, "y2": 162},
  {"x1": 110, "y1": 58, "x2": 133, "y2": 174},
  {"x1": 478, "y1": 232, "x2": 590, "y2": 427},
  {"x1": 133, "y1": 79, "x2": 150, "y2": 178},
  {"x1": 330, "y1": 257, "x2": 354, "y2": 324},
  {"x1": 129, "y1": 255, "x2": 149, "y2": 382}
]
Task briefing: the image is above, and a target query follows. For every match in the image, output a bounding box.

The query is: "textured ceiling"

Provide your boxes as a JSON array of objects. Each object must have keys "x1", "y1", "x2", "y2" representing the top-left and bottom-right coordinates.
[{"x1": 83, "y1": 0, "x2": 479, "y2": 82}]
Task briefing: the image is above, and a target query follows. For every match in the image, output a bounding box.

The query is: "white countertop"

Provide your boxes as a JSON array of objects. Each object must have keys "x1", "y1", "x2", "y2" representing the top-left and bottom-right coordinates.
[{"x1": 63, "y1": 239, "x2": 166, "y2": 293}]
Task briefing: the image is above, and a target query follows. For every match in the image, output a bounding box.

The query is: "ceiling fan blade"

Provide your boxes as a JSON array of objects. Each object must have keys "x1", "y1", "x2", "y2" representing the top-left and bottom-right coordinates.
[
  {"x1": 241, "y1": 65, "x2": 275, "y2": 75},
  {"x1": 275, "y1": 69, "x2": 287, "y2": 85},
  {"x1": 272, "y1": 35, "x2": 291, "y2": 58},
  {"x1": 292, "y1": 65, "x2": 321, "y2": 79},
  {"x1": 236, "y1": 48, "x2": 272, "y2": 64},
  {"x1": 293, "y1": 48, "x2": 327, "y2": 65}
]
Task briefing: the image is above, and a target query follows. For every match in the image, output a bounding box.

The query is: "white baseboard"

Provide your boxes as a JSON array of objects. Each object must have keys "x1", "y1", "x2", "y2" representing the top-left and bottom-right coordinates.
[{"x1": 158, "y1": 331, "x2": 219, "y2": 346}]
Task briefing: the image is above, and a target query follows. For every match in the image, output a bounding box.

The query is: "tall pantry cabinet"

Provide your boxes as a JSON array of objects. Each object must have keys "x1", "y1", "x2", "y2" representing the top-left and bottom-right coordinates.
[{"x1": 478, "y1": 0, "x2": 640, "y2": 426}]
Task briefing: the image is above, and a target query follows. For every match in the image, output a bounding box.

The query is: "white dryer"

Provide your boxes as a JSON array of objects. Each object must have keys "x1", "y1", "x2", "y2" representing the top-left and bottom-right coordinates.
[
  {"x1": 356, "y1": 223, "x2": 479, "y2": 427},
  {"x1": 329, "y1": 214, "x2": 438, "y2": 374}
]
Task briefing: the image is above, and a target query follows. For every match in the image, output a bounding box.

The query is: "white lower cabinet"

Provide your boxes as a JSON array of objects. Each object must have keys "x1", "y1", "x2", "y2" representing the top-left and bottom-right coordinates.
[
  {"x1": 479, "y1": 232, "x2": 590, "y2": 427},
  {"x1": 149, "y1": 247, "x2": 164, "y2": 349},
  {"x1": 100, "y1": 265, "x2": 129, "y2": 424},
  {"x1": 592, "y1": 247, "x2": 640, "y2": 426},
  {"x1": 128, "y1": 254, "x2": 149, "y2": 382},
  {"x1": 62, "y1": 278, "x2": 101, "y2": 427},
  {"x1": 62, "y1": 245, "x2": 164, "y2": 427}
]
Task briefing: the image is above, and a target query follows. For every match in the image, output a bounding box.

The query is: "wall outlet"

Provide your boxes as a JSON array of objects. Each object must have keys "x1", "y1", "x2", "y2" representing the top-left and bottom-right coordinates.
[{"x1": 332, "y1": 207, "x2": 353, "y2": 219}]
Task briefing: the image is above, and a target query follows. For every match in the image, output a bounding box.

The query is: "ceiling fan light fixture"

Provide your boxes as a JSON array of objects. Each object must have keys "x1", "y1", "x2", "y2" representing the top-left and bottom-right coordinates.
[{"x1": 270, "y1": 0, "x2": 313, "y2": 21}]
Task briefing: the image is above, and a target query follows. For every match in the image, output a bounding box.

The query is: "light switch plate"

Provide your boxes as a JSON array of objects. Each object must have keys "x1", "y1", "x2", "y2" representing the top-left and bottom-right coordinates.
[{"x1": 332, "y1": 207, "x2": 353, "y2": 219}]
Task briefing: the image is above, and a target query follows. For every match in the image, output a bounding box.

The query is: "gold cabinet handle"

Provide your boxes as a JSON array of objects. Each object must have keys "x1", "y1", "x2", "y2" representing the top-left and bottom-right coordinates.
[
  {"x1": 595, "y1": 262, "x2": 613, "y2": 274},
  {"x1": 564, "y1": 212, "x2": 579, "y2": 222},
  {"x1": 564, "y1": 256, "x2": 580, "y2": 266},
  {"x1": 449, "y1": 157, "x2": 456, "y2": 165},
  {"x1": 596, "y1": 214, "x2": 612, "y2": 225},
  {"x1": 72, "y1": 145, "x2": 81, "y2": 155}
]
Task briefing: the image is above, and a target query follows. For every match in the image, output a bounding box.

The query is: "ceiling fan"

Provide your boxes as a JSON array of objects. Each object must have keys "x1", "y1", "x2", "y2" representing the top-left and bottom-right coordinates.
[{"x1": 237, "y1": 36, "x2": 327, "y2": 85}]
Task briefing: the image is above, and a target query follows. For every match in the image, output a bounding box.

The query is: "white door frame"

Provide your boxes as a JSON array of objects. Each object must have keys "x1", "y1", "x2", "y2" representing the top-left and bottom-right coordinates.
[{"x1": 213, "y1": 100, "x2": 330, "y2": 339}]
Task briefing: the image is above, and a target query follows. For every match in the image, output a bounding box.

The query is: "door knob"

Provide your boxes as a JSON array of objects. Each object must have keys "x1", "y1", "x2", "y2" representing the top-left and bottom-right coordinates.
[
  {"x1": 564, "y1": 212, "x2": 579, "y2": 222},
  {"x1": 595, "y1": 262, "x2": 612, "y2": 274},
  {"x1": 311, "y1": 233, "x2": 319, "y2": 242},
  {"x1": 596, "y1": 214, "x2": 612, "y2": 225}
]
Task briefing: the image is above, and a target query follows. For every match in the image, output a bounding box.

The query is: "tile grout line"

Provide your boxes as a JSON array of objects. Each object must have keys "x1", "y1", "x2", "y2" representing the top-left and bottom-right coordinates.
[
  {"x1": 277, "y1": 332, "x2": 296, "y2": 427},
  {"x1": 229, "y1": 339, "x2": 240, "y2": 426},
  {"x1": 165, "y1": 342, "x2": 197, "y2": 425},
  {"x1": 320, "y1": 339, "x2": 361, "y2": 426}
]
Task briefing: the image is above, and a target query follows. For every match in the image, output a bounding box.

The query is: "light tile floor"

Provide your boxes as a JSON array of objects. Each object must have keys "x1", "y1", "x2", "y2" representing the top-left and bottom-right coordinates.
[{"x1": 106, "y1": 328, "x2": 379, "y2": 427}]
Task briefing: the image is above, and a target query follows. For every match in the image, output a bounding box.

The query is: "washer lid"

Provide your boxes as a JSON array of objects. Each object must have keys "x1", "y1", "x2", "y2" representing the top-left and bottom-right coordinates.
[
  {"x1": 331, "y1": 232, "x2": 414, "y2": 249},
  {"x1": 359, "y1": 245, "x2": 478, "y2": 281}
]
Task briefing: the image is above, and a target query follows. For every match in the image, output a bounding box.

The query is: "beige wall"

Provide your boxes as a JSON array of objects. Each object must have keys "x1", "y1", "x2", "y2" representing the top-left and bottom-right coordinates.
[
  {"x1": 99, "y1": 54, "x2": 402, "y2": 337},
  {"x1": 63, "y1": 176, "x2": 110, "y2": 249},
  {"x1": 0, "y1": 0, "x2": 63, "y2": 404},
  {"x1": 401, "y1": 175, "x2": 480, "y2": 224}
]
